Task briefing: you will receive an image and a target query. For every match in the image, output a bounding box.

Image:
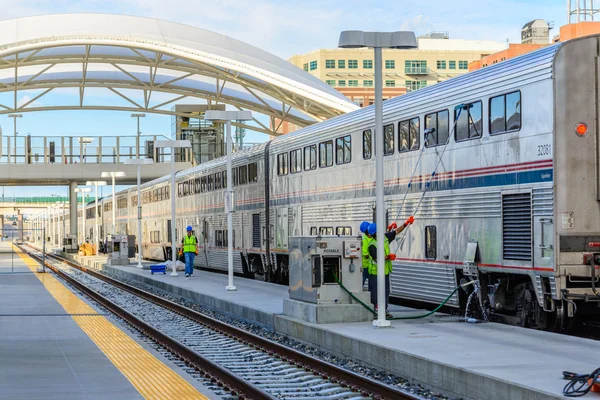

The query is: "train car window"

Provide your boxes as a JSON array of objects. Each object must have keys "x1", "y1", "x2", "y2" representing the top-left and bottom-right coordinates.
[
  {"x1": 363, "y1": 129, "x2": 372, "y2": 159},
  {"x1": 490, "y1": 91, "x2": 521, "y2": 134},
  {"x1": 425, "y1": 226, "x2": 437, "y2": 260},
  {"x1": 215, "y1": 230, "x2": 222, "y2": 247},
  {"x1": 384, "y1": 124, "x2": 394, "y2": 155},
  {"x1": 319, "y1": 227, "x2": 334, "y2": 235},
  {"x1": 336, "y1": 135, "x2": 351, "y2": 165},
  {"x1": 335, "y1": 226, "x2": 352, "y2": 235},
  {"x1": 183, "y1": 182, "x2": 189, "y2": 197},
  {"x1": 277, "y1": 153, "x2": 288, "y2": 176},
  {"x1": 398, "y1": 117, "x2": 420, "y2": 152},
  {"x1": 201, "y1": 176, "x2": 207, "y2": 193},
  {"x1": 304, "y1": 145, "x2": 317, "y2": 170},
  {"x1": 290, "y1": 149, "x2": 302, "y2": 174},
  {"x1": 208, "y1": 174, "x2": 214, "y2": 191},
  {"x1": 319, "y1": 140, "x2": 333, "y2": 168},
  {"x1": 248, "y1": 163, "x2": 258, "y2": 182},
  {"x1": 310, "y1": 227, "x2": 317, "y2": 235},
  {"x1": 425, "y1": 110, "x2": 449, "y2": 147},
  {"x1": 165, "y1": 188, "x2": 170, "y2": 200},
  {"x1": 177, "y1": 183, "x2": 183, "y2": 198},
  {"x1": 239, "y1": 165, "x2": 248, "y2": 185},
  {"x1": 455, "y1": 101, "x2": 482, "y2": 141},
  {"x1": 195, "y1": 178, "x2": 201, "y2": 194},
  {"x1": 222, "y1": 171, "x2": 227, "y2": 187},
  {"x1": 214, "y1": 173, "x2": 222, "y2": 190},
  {"x1": 223, "y1": 230, "x2": 228, "y2": 247},
  {"x1": 233, "y1": 167, "x2": 238, "y2": 186}
]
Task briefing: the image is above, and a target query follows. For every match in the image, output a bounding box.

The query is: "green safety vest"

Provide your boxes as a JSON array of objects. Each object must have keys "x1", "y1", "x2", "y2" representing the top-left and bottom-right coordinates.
[
  {"x1": 182, "y1": 235, "x2": 197, "y2": 253},
  {"x1": 368, "y1": 237, "x2": 392, "y2": 276},
  {"x1": 362, "y1": 235, "x2": 372, "y2": 269}
]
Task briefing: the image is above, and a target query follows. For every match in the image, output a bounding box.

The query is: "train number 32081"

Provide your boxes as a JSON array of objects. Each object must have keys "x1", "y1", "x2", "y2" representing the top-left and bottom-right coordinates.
[{"x1": 537, "y1": 144, "x2": 551, "y2": 156}]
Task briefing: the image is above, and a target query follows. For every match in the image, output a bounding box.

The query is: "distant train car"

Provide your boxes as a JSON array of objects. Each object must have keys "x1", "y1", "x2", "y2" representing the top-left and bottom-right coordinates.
[{"x1": 78, "y1": 35, "x2": 600, "y2": 329}]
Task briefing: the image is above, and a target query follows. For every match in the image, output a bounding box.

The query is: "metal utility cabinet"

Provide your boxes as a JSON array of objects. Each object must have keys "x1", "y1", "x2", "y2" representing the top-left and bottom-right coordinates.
[{"x1": 106, "y1": 234, "x2": 132, "y2": 266}]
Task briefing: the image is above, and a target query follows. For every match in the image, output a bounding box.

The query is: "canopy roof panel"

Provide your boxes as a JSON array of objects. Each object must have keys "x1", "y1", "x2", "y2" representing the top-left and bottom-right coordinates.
[{"x1": 0, "y1": 14, "x2": 358, "y2": 135}]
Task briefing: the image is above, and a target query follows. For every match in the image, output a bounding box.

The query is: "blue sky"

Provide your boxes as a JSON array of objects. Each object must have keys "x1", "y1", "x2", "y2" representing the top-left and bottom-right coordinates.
[{"x1": 0, "y1": 0, "x2": 567, "y2": 198}]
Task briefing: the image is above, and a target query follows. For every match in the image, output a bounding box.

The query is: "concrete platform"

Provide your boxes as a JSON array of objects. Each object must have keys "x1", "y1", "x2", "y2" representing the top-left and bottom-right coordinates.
[
  {"x1": 2, "y1": 244, "x2": 219, "y2": 400},
  {"x1": 54, "y1": 247, "x2": 597, "y2": 400}
]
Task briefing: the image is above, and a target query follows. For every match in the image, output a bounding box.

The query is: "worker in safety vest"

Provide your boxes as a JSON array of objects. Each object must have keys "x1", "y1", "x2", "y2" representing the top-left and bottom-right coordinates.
[
  {"x1": 180, "y1": 226, "x2": 198, "y2": 277},
  {"x1": 367, "y1": 216, "x2": 414, "y2": 318},
  {"x1": 359, "y1": 221, "x2": 372, "y2": 287}
]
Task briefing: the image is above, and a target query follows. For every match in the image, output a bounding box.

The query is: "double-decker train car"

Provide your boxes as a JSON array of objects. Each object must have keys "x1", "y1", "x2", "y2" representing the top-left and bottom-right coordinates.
[{"x1": 79, "y1": 35, "x2": 600, "y2": 329}]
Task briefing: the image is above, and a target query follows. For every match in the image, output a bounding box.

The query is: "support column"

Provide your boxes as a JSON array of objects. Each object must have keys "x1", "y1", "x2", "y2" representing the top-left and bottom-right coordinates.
[
  {"x1": 69, "y1": 181, "x2": 78, "y2": 242},
  {"x1": 0, "y1": 215, "x2": 3, "y2": 240},
  {"x1": 17, "y1": 210, "x2": 23, "y2": 242}
]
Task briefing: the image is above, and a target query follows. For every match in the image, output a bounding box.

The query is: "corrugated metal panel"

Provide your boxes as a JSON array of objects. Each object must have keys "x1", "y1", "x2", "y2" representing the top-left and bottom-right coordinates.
[
  {"x1": 390, "y1": 190, "x2": 502, "y2": 219},
  {"x1": 390, "y1": 263, "x2": 458, "y2": 305},
  {"x1": 502, "y1": 192, "x2": 532, "y2": 261},
  {"x1": 301, "y1": 202, "x2": 373, "y2": 223},
  {"x1": 533, "y1": 187, "x2": 553, "y2": 216}
]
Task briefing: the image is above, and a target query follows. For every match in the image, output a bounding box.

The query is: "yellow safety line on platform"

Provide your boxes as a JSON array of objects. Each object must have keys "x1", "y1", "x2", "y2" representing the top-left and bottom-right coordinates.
[{"x1": 13, "y1": 245, "x2": 207, "y2": 400}]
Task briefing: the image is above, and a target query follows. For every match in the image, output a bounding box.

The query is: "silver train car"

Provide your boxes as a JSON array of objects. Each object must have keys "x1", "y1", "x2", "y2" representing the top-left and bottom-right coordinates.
[{"x1": 79, "y1": 35, "x2": 600, "y2": 329}]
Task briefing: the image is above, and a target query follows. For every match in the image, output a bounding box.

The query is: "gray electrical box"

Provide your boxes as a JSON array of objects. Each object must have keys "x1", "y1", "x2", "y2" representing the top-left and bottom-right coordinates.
[
  {"x1": 62, "y1": 235, "x2": 78, "y2": 253},
  {"x1": 106, "y1": 234, "x2": 130, "y2": 266}
]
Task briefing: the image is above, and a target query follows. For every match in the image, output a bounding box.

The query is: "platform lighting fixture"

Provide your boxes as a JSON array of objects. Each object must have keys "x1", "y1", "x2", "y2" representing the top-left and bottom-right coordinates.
[
  {"x1": 339, "y1": 30, "x2": 417, "y2": 327},
  {"x1": 86, "y1": 180, "x2": 107, "y2": 256},
  {"x1": 204, "y1": 110, "x2": 253, "y2": 291},
  {"x1": 154, "y1": 140, "x2": 191, "y2": 277},
  {"x1": 124, "y1": 158, "x2": 155, "y2": 268},
  {"x1": 55, "y1": 201, "x2": 67, "y2": 247},
  {"x1": 75, "y1": 187, "x2": 92, "y2": 243},
  {"x1": 101, "y1": 171, "x2": 126, "y2": 234},
  {"x1": 7, "y1": 113, "x2": 22, "y2": 164},
  {"x1": 131, "y1": 113, "x2": 146, "y2": 158}
]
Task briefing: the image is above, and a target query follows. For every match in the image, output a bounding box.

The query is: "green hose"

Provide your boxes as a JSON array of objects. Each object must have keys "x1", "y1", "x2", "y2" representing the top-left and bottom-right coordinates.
[{"x1": 333, "y1": 271, "x2": 461, "y2": 320}]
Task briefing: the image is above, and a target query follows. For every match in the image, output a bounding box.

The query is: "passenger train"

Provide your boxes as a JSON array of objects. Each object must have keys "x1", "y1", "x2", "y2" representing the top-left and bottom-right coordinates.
[{"x1": 78, "y1": 35, "x2": 600, "y2": 330}]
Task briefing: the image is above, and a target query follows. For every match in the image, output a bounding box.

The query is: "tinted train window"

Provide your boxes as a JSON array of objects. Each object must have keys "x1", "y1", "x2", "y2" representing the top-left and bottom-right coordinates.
[
  {"x1": 384, "y1": 124, "x2": 394, "y2": 155},
  {"x1": 201, "y1": 176, "x2": 207, "y2": 192},
  {"x1": 195, "y1": 178, "x2": 201, "y2": 194},
  {"x1": 490, "y1": 91, "x2": 521, "y2": 134},
  {"x1": 290, "y1": 149, "x2": 302, "y2": 174},
  {"x1": 177, "y1": 183, "x2": 183, "y2": 197},
  {"x1": 239, "y1": 165, "x2": 248, "y2": 185},
  {"x1": 335, "y1": 226, "x2": 352, "y2": 235},
  {"x1": 319, "y1": 140, "x2": 333, "y2": 168},
  {"x1": 363, "y1": 129, "x2": 372, "y2": 159},
  {"x1": 222, "y1": 171, "x2": 227, "y2": 187},
  {"x1": 304, "y1": 145, "x2": 316, "y2": 170},
  {"x1": 233, "y1": 167, "x2": 238, "y2": 186},
  {"x1": 248, "y1": 163, "x2": 258, "y2": 182},
  {"x1": 336, "y1": 135, "x2": 351, "y2": 165},
  {"x1": 424, "y1": 110, "x2": 449, "y2": 147},
  {"x1": 208, "y1": 174, "x2": 213, "y2": 191},
  {"x1": 310, "y1": 227, "x2": 317, "y2": 235},
  {"x1": 398, "y1": 117, "x2": 420, "y2": 152},
  {"x1": 425, "y1": 226, "x2": 437, "y2": 260},
  {"x1": 277, "y1": 153, "x2": 288, "y2": 176},
  {"x1": 455, "y1": 101, "x2": 482, "y2": 141},
  {"x1": 214, "y1": 173, "x2": 222, "y2": 190}
]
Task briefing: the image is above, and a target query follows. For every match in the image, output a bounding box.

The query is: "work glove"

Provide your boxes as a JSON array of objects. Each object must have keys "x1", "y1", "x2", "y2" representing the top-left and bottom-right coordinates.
[
  {"x1": 404, "y1": 216, "x2": 415, "y2": 226},
  {"x1": 195, "y1": 251, "x2": 199, "y2": 256},
  {"x1": 387, "y1": 222, "x2": 397, "y2": 231},
  {"x1": 385, "y1": 254, "x2": 396, "y2": 261}
]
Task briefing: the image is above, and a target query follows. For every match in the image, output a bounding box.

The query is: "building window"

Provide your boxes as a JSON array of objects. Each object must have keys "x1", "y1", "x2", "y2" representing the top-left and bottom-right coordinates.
[
  {"x1": 398, "y1": 117, "x2": 420, "y2": 152},
  {"x1": 459, "y1": 60, "x2": 468, "y2": 69},
  {"x1": 385, "y1": 80, "x2": 395, "y2": 87},
  {"x1": 248, "y1": 162, "x2": 258, "y2": 183},
  {"x1": 326, "y1": 80, "x2": 335, "y2": 86},
  {"x1": 277, "y1": 153, "x2": 288, "y2": 176},
  {"x1": 490, "y1": 91, "x2": 521, "y2": 135},
  {"x1": 348, "y1": 80, "x2": 358, "y2": 87},
  {"x1": 437, "y1": 60, "x2": 446, "y2": 69},
  {"x1": 336, "y1": 135, "x2": 351, "y2": 165},
  {"x1": 406, "y1": 80, "x2": 427, "y2": 92},
  {"x1": 309, "y1": 61, "x2": 317, "y2": 70},
  {"x1": 325, "y1": 59, "x2": 335, "y2": 68},
  {"x1": 304, "y1": 144, "x2": 317, "y2": 171},
  {"x1": 405, "y1": 60, "x2": 427, "y2": 74},
  {"x1": 319, "y1": 140, "x2": 333, "y2": 168},
  {"x1": 363, "y1": 60, "x2": 373, "y2": 69},
  {"x1": 348, "y1": 60, "x2": 358, "y2": 69},
  {"x1": 449, "y1": 61, "x2": 456, "y2": 69},
  {"x1": 363, "y1": 80, "x2": 373, "y2": 87},
  {"x1": 363, "y1": 129, "x2": 372, "y2": 160},
  {"x1": 455, "y1": 101, "x2": 483, "y2": 141},
  {"x1": 338, "y1": 80, "x2": 346, "y2": 87},
  {"x1": 424, "y1": 109, "x2": 449, "y2": 147},
  {"x1": 425, "y1": 226, "x2": 437, "y2": 260},
  {"x1": 385, "y1": 60, "x2": 395, "y2": 69},
  {"x1": 290, "y1": 149, "x2": 302, "y2": 174},
  {"x1": 303, "y1": 63, "x2": 308, "y2": 71},
  {"x1": 353, "y1": 98, "x2": 364, "y2": 107},
  {"x1": 384, "y1": 124, "x2": 394, "y2": 156},
  {"x1": 338, "y1": 60, "x2": 345, "y2": 69}
]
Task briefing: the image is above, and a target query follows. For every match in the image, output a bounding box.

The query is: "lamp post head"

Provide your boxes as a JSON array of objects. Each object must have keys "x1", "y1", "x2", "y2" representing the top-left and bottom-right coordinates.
[
  {"x1": 204, "y1": 110, "x2": 252, "y2": 122},
  {"x1": 338, "y1": 30, "x2": 417, "y2": 49},
  {"x1": 85, "y1": 180, "x2": 107, "y2": 186},
  {"x1": 124, "y1": 158, "x2": 154, "y2": 165},
  {"x1": 131, "y1": 113, "x2": 146, "y2": 118},
  {"x1": 101, "y1": 171, "x2": 126, "y2": 178}
]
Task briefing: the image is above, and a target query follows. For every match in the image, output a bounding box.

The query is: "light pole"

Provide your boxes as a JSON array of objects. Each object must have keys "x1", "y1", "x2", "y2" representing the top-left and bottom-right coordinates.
[
  {"x1": 204, "y1": 110, "x2": 252, "y2": 291},
  {"x1": 56, "y1": 201, "x2": 66, "y2": 247},
  {"x1": 101, "y1": 171, "x2": 126, "y2": 234},
  {"x1": 124, "y1": 158, "x2": 154, "y2": 268},
  {"x1": 131, "y1": 113, "x2": 146, "y2": 158},
  {"x1": 75, "y1": 187, "x2": 92, "y2": 243},
  {"x1": 155, "y1": 139, "x2": 191, "y2": 276},
  {"x1": 86, "y1": 180, "x2": 107, "y2": 255},
  {"x1": 339, "y1": 30, "x2": 417, "y2": 327},
  {"x1": 7, "y1": 113, "x2": 22, "y2": 164}
]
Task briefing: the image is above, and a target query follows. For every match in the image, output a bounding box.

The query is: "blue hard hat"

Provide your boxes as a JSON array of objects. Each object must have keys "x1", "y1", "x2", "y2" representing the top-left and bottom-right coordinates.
[
  {"x1": 360, "y1": 221, "x2": 370, "y2": 233},
  {"x1": 186, "y1": 226, "x2": 193, "y2": 231},
  {"x1": 367, "y1": 223, "x2": 377, "y2": 236}
]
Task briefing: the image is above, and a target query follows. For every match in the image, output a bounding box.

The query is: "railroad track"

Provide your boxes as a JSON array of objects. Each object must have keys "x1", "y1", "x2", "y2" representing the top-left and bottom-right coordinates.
[{"x1": 20, "y1": 244, "x2": 421, "y2": 400}]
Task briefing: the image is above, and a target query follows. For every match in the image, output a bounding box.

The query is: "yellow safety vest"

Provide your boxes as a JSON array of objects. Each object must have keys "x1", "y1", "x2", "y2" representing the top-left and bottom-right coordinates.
[
  {"x1": 368, "y1": 237, "x2": 392, "y2": 276},
  {"x1": 362, "y1": 235, "x2": 372, "y2": 269},
  {"x1": 182, "y1": 235, "x2": 197, "y2": 253}
]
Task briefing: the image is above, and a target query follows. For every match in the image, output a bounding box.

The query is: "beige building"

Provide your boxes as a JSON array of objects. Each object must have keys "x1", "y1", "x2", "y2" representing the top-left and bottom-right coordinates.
[{"x1": 280, "y1": 33, "x2": 506, "y2": 134}]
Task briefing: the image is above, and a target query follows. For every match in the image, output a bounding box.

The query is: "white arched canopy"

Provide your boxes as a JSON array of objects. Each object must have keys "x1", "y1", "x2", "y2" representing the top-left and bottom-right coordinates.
[{"x1": 0, "y1": 14, "x2": 357, "y2": 135}]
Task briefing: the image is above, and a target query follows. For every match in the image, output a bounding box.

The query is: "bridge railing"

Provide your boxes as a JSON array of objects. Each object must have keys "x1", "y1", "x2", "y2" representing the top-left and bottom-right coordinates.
[{"x1": 0, "y1": 135, "x2": 194, "y2": 165}]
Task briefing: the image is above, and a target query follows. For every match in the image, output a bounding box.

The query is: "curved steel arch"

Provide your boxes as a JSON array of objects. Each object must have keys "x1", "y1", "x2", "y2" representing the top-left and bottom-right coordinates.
[{"x1": 0, "y1": 14, "x2": 358, "y2": 135}]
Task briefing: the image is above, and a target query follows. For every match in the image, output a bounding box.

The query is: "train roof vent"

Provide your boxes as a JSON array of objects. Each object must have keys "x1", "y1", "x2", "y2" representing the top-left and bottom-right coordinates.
[{"x1": 502, "y1": 192, "x2": 532, "y2": 262}]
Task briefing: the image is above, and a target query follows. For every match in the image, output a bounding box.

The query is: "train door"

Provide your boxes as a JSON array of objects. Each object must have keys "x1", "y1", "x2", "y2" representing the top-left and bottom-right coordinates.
[{"x1": 276, "y1": 208, "x2": 288, "y2": 249}]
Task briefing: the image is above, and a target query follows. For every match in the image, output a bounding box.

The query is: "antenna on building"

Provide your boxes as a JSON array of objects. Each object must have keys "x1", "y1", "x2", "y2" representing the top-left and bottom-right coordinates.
[{"x1": 568, "y1": 0, "x2": 600, "y2": 23}]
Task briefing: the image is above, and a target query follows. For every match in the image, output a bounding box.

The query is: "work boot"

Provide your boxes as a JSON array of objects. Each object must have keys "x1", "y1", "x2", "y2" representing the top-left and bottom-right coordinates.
[{"x1": 185, "y1": 274, "x2": 189, "y2": 278}]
